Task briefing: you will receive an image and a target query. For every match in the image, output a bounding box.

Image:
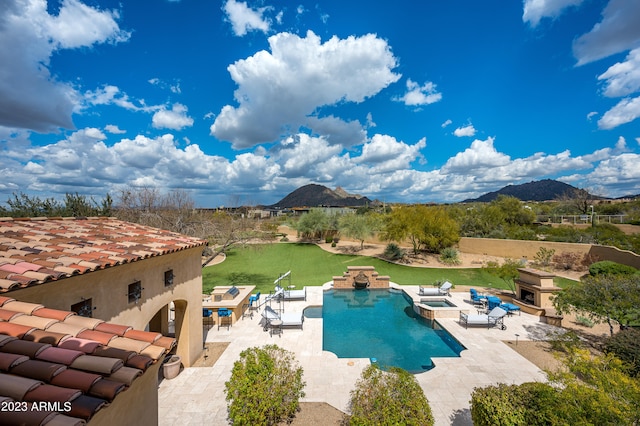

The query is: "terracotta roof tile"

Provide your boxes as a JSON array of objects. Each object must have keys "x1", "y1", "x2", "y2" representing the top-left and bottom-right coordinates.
[
  {"x1": 88, "y1": 377, "x2": 126, "y2": 401},
  {"x1": 10, "y1": 359, "x2": 66, "y2": 382},
  {"x1": 0, "y1": 217, "x2": 206, "y2": 292},
  {"x1": 1, "y1": 297, "x2": 176, "y2": 424}
]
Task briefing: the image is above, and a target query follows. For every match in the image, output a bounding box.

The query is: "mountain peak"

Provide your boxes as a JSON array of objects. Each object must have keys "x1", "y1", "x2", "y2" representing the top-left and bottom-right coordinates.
[
  {"x1": 270, "y1": 184, "x2": 372, "y2": 208},
  {"x1": 463, "y1": 179, "x2": 606, "y2": 202}
]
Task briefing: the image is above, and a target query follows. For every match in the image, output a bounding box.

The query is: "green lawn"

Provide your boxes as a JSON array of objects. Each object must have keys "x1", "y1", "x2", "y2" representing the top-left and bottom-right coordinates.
[{"x1": 202, "y1": 243, "x2": 576, "y2": 294}]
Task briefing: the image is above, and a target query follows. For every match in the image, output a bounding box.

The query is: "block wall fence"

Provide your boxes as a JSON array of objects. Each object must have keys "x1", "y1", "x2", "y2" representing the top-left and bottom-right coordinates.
[{"x1": 457, "y1": 237, "x2": 640, "y2": 270}]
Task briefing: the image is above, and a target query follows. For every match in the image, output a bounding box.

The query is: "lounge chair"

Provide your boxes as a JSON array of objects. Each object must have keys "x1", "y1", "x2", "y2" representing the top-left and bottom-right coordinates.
[
  {"x1": 261, "y1": 306, "x2": 304, "y2": 330},
  {"x1": 459, "y1": 307, "x2": 507, "y2": 330},
  {"x1": 486, "y1": 296, "x2": 521, "y2": 316},
  {"x1": 275, "y1": 285, "x2": 306, "y2": 301},
  {"x1": 419, "y1": 281, "x2": 452, "y2": 296}
]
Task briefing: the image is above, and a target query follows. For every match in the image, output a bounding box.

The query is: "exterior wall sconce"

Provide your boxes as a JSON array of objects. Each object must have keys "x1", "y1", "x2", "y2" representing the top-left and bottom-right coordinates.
[
  {"x1": 72, "y1": 298, "x2": 96, "y2": 317},
  {"x1": 164, "y1": 269, "x2": 174, "y2": 287},
  {"x1": 127, "y1": 281, "x2": 144, "y2": 304}
]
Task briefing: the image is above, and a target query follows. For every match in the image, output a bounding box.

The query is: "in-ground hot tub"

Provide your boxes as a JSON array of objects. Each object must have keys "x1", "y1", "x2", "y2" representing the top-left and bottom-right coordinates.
[{"x1": 414, "y1": 297, "x2": 461, "y2": 320}]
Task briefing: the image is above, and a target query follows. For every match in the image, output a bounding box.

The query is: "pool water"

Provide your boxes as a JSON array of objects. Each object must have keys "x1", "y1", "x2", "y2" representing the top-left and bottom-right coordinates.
[
  {"x1": 323, "y1": 289, "x2": 464, "y2": 373},
  {"x1": 421, "y1": 299, "x2": 456, "y2": 308}
]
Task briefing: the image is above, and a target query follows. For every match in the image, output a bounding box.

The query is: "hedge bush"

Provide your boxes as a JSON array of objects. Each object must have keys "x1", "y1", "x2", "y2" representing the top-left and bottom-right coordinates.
[
  {"x1": 225, "y1": 345, "x2": 305, "y2": 425},
  {"x1": 345, "y1": 365, "x2": 433, "y2": 425},
  {"x1": 382, "y1": 243, "x2": 405, "y2": 261},
  {"x1": 604, "y1": 328, "x2": 640, "y2": 377},
  {"x1": 589, "y1": 260, "x2": 638, "y2": 277}
]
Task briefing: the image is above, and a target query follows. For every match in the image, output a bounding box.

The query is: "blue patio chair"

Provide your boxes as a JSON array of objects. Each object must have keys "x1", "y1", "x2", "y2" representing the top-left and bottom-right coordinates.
[
  {"x1": 217, "y1": 308, "x2": 232, "y2": 330},
  {"x1": 249, "y1": 291, "x2": 261, "y2": 306},
  {"x1": 470, "y1": 289, "x2": 487, "y2": 307},
  {"x1": 486, "y1": 295, "x2": 521, "y2": 316}
]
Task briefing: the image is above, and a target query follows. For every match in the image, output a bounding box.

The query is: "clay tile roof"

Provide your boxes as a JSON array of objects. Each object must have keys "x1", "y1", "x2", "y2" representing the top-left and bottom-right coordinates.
[
  {"x1": 0, "y1": 298, "x2": 176, "y2": 424},
  {"x1": 0, "y1": 217, "x2": 206, "y2": 292}
]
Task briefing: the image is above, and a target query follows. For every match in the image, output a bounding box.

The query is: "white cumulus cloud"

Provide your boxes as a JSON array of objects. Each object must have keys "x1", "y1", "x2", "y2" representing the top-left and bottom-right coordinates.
[
  {"x1": 0, "y1": 0, "x2": 129, "y2": 132},
  {"x1": 394, "y1": 79, "x2": 442, "y2": 107},
  {"x1": 223, "y1": 0, "x2": 271, "y2": 36},
  {"x1": 597, "y1": 96, "x2": 640, "y2": 129},
  {"x1": 598, "y1": 48, "x2": 640, "y2": 98},
  {"x1": 442, "y1": 137, "x2": 510, "y2": 173},
  {"x1": 523, "y1": 0, "x2": 584, "y2": 27},
  {"x1": 211, "y1": 30, "x2": 401, "y2": 149},
  {"x1": 152, "y1": 103, "x2": 194, "y2": 130},
  {"x1": 453, "y1": 124, "x2": 476, "y2": 137},
  {"x1": 573, "y1": 0, "x2": 640, "y2": 65}
]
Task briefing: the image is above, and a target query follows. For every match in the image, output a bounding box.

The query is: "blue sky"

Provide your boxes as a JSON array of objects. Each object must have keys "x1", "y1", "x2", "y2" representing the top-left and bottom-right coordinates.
[{"x1": 1, "y1": 0, "x2": 640, "y2": 207}]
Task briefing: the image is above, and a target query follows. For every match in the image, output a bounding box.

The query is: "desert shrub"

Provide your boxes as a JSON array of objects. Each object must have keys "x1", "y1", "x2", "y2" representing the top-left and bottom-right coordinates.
[
  {"x1": 225, "y1": 345, "x2": 305, "y2": 425},
  {"x1": 345, "y1": 365, "x2": 433, "y2": 426},
  {"x1": 383, "y1": 243, "x2": 405, "y2": 261},
  {"x1": 604, "y1": 328, "x2": 640, "y2": 377},
  {"x1": 548, "y1": 330, "x2": 581, "y2": 353},
  {"x1": 580, "y1": 252, "x2": 599, "y2": 269},
  {"x1": 439, "y1": 247, "x2": 461, "y2": 265},
  {"x1": 589, "y1": 260, "x2": 638, "y2": 277},
  {"x1": 471, "y1": 382, "x2": 560, "y2": 426},
  {"x1": 533, "y1": 247, "x2": 555, "y2": 267},
  {"x1": 552, "y1": 251, "x2": 583, "y2": 271},
  {"x1": 575, "y1": 315, "x2": 595, "y2": 328}
]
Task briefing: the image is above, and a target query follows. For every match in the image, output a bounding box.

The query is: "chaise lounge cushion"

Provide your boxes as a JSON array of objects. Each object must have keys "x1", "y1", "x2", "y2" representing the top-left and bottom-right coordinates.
[{"x1": 460, "y1": 307, "x2": 507, "y2": 330}]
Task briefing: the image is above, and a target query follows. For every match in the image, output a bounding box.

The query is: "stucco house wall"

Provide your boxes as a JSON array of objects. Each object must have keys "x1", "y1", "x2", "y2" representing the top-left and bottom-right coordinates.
[{"x1": 7, "y1": 246, "x2": 204, "y2": 367}]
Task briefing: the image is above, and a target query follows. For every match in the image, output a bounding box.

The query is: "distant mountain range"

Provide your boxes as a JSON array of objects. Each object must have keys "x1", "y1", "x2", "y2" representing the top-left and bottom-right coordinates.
[
  {"x1": 269, "y1": 184, "x2": 373, "y2": 208},
  {"x1": 462, "y1": 179, "x2": 603, "y2": 202},
  {"x1": 267, "y1": 180, "x2": 638, "y2": 209}
]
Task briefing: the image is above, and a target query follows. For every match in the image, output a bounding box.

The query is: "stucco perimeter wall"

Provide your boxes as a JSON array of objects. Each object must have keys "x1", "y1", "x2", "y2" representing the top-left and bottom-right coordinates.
[
  {"x1": 590, "y1": 245, "x2": 640, "y2": 269},
  {"x1": 457, "y1": 237, "x2": 592, "y2": 260},
  {"x1": 458, "y1": 237, "x2": 640, "y2": 270},
  {"x1": 8, "y1": 246, "x2": 204, "y2": 367}
]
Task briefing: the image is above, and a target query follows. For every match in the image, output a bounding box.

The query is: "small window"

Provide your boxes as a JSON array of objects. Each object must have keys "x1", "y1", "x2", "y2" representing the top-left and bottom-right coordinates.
[
  {"x1": 164, "y1": 269, "x2": 174, "y2": 287},
  {"x1": 71, "y1": 299, "x2": 93, "y2": 318},
  {"x1": 128, "y1": 281, "x2": 143, "y2": 304}
]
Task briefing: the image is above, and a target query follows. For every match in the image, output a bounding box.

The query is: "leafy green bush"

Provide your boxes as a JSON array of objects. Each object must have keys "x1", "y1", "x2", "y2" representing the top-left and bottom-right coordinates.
[
  {"x1": 345, "y1": 365, "x2": 433, "y2": 426},
  {"x1": 383, "y1": 243, "x2": 405, "y2": 261},
  {"x1": 225, "y1": 345, "x2": 305, "y2": 425},
  {"x1": 439, "y1": 247, "x2": 461, "y2": 265},
  {"x1": 589, "y1": 260, "x2": 638, "y2": 277},
  {"x1": 471, "y1": 382, "x2": 560, "y2": 426},
  {"x1": 604, "y1": 328, "x2": 640, "y2": 377}
]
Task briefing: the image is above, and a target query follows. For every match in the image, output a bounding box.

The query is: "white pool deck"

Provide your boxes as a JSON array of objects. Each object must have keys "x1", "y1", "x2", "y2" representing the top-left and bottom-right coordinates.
[{"x1": 159, "y1": 286, "x2": 560, "y2": 425}]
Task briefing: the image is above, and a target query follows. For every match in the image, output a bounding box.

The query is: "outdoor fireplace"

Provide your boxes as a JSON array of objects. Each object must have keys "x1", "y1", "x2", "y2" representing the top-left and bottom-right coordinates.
[
  {"x1": 520, "y1": 289, "x2": 535, "y2": 305},
  {"x1": 513, "y1": 268, "x2": 561, "y2": 316}
]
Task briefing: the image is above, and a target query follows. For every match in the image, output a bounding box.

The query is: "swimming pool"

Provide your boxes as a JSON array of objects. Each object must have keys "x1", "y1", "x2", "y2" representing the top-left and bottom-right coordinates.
[{"x1": 322, "y1": 289, "x2": 464, "y2": 373}]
